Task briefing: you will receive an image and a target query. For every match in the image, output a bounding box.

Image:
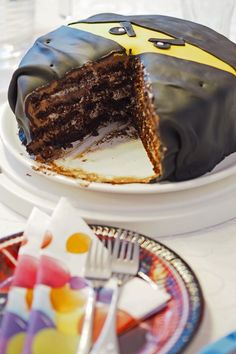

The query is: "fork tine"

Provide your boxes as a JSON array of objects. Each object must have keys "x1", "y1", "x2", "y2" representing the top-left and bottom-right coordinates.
[
  {"x1": 97, "y1": 240, "x2": 103, "y2": 269},
  {"x1": 105, "y1": 238, "x2": 113, "y2": 264},
  {"x1": 113, "y1": 234, "x2": 120, "y2": 259},
  {"x1": 126, "y1": 240, "x2": 133, "y2": 261},
  {"x1": 106, "y1": 237, "x2": 112, "y2": 255},
  {"x1": 104, "y1": 244, "x2": 111, "y2": 270},
  {"x1": 99, "y1": 240, "x2": 107, "y2": 271},
  {"x1": 132, "y1": 241, "x2": 140, "y2": 272},
  {"x1": 101, "y1": 238, "x2": 107, "y2": 270},
  {"x1": 119, "y1": 239, "x2": 127, "y2": 260},
  {"x1": 95, "y1": 239, "x2": 104, "y2": 270},
  {"x1": 92, "y1": 240, "x2": 98, "y2": 270},
  {"x1": 86, "y1": 239, "x2": 94, "y2": 268}
]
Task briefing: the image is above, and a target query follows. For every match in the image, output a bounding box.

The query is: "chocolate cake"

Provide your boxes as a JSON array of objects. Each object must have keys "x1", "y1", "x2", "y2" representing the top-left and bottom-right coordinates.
[{"x1": 8, "y1": 13, "x2": 236, "y2": 182}]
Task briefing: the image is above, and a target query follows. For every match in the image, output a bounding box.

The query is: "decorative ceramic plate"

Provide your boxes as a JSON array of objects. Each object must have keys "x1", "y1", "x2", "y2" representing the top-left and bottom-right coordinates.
[
  {"x1": 0, "y1": 226, "x2": 203, "y2": 354},
  {"x1": 1, "y1": 102, "x2": 236, "y2": 194}
]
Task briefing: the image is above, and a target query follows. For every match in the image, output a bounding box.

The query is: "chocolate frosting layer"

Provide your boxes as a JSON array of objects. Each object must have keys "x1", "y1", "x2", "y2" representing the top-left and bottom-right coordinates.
[{"x1": 8, "y1": 14, "x2": 236, "y2": 181}]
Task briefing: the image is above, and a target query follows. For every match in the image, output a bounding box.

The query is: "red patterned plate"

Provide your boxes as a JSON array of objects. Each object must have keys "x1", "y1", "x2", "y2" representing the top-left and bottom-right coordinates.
[{"x1": 0, "y1": 226, "x2": 203, "y2": 354}]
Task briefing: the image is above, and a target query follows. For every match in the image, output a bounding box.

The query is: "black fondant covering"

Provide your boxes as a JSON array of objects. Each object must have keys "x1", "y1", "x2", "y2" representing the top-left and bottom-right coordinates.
[
  {"x1": 8, "y1": 14, "x2": 236, "y2": 181},
  {"x1": 8, "y1": 25, "x2": 125, "y2": 143}
]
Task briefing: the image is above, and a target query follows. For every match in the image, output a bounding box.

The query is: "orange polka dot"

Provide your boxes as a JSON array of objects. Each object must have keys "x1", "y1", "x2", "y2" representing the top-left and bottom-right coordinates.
[
  {"x1": 41, "y1": 231, "x2": 53, "y2": 249},
  {"x1": 66, "y1": 233, "x2": 91, "y2": 254},
  {"x1": 26, "y1": 288, "x2": 33, "y2": 309}
]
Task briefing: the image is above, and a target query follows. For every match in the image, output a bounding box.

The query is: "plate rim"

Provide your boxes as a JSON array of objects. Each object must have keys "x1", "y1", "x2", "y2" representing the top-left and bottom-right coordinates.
[
  {"x1": 1, "y1": 102, "x2": 235, "y2": 194},
  {"x1": 0, "y1": 226, "x2": 204, "y2": 354}
]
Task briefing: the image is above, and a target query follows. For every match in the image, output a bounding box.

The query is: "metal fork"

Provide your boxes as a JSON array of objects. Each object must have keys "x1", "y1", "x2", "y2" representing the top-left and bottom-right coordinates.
[
  {"x1": 77, "y1": 238, "x2": 111, "y2": 354},
  {"x1": 91, "y1": 233, "x2": 140, "y2": 354}
]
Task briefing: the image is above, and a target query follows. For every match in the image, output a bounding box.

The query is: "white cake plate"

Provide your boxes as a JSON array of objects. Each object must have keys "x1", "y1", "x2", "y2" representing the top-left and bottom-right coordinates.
[{"x1": 1, "y1": 103, "x2": 236, "y2": 238}]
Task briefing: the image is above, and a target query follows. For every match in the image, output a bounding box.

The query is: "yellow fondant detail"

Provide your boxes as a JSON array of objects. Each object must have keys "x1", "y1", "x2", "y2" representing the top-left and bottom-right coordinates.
[{"x1": 70, "y1": 22, "x2": 236, "y2": 76}]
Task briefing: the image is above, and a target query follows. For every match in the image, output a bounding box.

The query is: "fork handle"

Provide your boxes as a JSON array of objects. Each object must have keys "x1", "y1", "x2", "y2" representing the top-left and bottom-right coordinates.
[
  {"x1": 77, "y1": 286, "x2": 96, "y2": 354},
  {"x1": 91, "y1": 279, "x2": 120, "y2": 354}
]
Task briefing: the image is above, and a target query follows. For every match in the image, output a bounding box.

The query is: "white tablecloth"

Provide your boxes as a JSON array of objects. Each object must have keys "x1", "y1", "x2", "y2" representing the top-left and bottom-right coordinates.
[{"x1": 1, "y1": 1, "x2": 236, "y2": 352}]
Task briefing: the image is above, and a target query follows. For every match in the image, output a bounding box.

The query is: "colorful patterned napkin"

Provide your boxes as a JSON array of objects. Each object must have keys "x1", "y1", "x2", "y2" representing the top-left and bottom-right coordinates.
[
  {"x1": 0, "y1": 198, "x2": 170, "y2": 354},
  {"x1": 0, "y1": 208, "x2": 50, "y2": 354}
]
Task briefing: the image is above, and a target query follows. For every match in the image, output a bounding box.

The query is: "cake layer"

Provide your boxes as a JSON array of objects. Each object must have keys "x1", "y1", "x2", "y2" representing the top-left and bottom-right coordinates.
[{"x1": 24, "y1": 53, "x2": 161, "y2": 172}]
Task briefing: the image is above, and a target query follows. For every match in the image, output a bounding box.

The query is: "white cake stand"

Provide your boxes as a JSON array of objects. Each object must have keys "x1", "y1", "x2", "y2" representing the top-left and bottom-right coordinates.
[{"x1": 1, "y1": 103, "x2": 236, "y2": 238}]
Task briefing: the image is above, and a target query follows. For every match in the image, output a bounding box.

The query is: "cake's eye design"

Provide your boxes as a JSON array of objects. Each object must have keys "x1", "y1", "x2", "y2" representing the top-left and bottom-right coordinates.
[
  {"x1": 148, "y1": 38, "x2": 185, "y2": 49},
  {"x1": 109, "y1": 21, "x2": 136, "y2": 37},
  {"x1": 109, "y1": 26, "x2": 126, "y2": 35}
]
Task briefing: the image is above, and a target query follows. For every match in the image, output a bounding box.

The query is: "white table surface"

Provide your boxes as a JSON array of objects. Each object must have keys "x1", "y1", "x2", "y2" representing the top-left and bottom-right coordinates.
[{"x1": 1, "y1": 1, "x2": 236, "y2": 353}]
